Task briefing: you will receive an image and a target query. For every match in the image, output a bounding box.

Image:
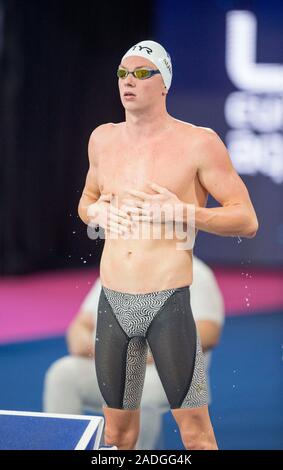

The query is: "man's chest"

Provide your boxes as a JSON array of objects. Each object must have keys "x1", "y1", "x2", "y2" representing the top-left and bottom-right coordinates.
[{"x1": 97, "y1": 141, "x2": 197, "y2": 200}]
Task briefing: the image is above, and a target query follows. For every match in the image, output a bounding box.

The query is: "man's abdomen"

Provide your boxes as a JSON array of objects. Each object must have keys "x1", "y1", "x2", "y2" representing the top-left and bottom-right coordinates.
[{"x1": 100, "y1": 238, "x2": 193, "y2": 293}]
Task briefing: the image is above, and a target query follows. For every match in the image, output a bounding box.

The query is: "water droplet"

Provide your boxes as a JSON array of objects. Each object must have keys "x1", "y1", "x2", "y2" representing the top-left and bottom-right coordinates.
[
  {"x1": 83, "y1": 260, "x2": 87, "y2": 264},
  {"x1": 232, "y1": 384, "x2": 236, "y2": 389},
  {"x1": 237, "y1": 237, "x2": 242, "y2": 244},
  {"x1": 72, "y1": 231, "x2": 76, "y2": 234},
  {"x1": 109, "y1": 324, "x2": 112, "y2": 328}
]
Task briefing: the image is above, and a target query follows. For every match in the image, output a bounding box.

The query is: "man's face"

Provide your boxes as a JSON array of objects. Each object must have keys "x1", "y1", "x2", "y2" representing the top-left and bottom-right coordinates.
[{"x1": 118, "y1": 56, "x2": 166, "y2": 110}]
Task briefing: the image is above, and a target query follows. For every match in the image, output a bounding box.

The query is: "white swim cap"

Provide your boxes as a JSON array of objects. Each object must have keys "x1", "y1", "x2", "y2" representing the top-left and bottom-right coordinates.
[{"x1": 121, "y1": 40, "x2": 172, "y2": 91}]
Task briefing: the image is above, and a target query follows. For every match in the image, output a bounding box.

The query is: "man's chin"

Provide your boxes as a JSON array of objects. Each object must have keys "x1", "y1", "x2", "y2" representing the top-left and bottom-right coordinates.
[{"x1": 123, "y1": 102, "x2": 143, "y2": 111}]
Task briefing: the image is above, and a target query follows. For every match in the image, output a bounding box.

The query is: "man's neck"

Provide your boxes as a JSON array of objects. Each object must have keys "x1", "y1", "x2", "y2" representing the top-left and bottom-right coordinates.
[{"x1": 124, "y1": 108, "x2": 172, "y2": 142}]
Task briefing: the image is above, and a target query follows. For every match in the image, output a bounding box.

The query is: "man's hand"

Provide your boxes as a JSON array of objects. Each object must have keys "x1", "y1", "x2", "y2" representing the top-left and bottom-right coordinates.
[
  {"x1": 87, "y1": 193, "x2": 132, "y2": 236},
  {"x1": 122, "y1": 181, "x2": 185, "y2": 224}
]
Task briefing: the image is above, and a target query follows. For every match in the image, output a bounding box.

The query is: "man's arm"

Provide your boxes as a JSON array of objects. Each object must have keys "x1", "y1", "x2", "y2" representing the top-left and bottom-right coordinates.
[
  {"x1": 187, "y1": 130, "x2": 259, "y2": 238},
  {"x1": 78, "y1": 127, "x2": 102, "y2": 225},
  {"x1": 66, "y1": 310, "x2": 95, "y2": 357},
  {"x1": 196, "y1": 320, "x2": 221, "y2": 353}
]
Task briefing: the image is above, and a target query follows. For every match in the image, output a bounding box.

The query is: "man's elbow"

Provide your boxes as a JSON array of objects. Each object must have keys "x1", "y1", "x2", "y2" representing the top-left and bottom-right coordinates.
[
  {"x1": 196, "y1": 320, "x2": 222, "y2": 352},
  {"x1": 243, "y1": 216, "x2": 259, "y2": 239},
  {"x1": 78, "y1": 200, "x2": 83, "y2": 221},
  {"x1": 78, "y1": 201, "x2": 88, "y2": 225}
]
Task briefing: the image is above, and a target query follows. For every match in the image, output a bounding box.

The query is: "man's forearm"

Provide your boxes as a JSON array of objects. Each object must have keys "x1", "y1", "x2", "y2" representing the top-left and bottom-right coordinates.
[
  {"x1": 196, "y1": 321, "x2": 222, "y2": 353},
  {"x1": 183, "y1": 203, "x2": 258, "y2": 238},
  {"x1": 67, "y1": 329, "x2": 95, "y2": 358},
  {"x1": 78, "y1": 203, "x2": 90, "y2": 225},
  {"x1": 78, "y1": 197, "x2": 99, "y2": 226}
]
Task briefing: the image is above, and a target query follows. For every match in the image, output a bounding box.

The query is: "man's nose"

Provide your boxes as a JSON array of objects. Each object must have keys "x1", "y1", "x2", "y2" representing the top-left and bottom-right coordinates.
[{"x1": 124, "y1": 72, "x2": 136, "y2": 86}]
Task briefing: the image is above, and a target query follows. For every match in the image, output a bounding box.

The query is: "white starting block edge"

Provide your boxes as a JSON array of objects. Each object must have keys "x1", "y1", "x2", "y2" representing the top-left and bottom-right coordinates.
[{"x1": 0, "y1": 409, "x2": 104, "y2": 450}]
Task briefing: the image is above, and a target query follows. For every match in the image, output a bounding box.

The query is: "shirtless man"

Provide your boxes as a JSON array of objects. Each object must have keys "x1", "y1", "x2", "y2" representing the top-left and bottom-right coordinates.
[{"x1": 78, "y1": 40, "x2": 258, "y2": 450}]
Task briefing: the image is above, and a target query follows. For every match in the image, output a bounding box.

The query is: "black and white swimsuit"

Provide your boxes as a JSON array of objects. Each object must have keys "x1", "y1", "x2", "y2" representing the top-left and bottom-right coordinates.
[{"x1": 94, "y1": 284, "x2": 208, "y2": 410}]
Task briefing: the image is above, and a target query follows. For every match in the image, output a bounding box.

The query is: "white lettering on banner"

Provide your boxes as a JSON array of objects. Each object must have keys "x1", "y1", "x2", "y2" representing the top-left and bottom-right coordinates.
[
  {"x1": 225, "y1": 92, "x2": 283, "y2": 132},
  {"x1": 225, "y1": 10, "x2": 283, "y2": 184},
  {"x1": 226, "y1": 10, "x2": 283, "y2": 93},
  {"x1": 226, "y1": 130, "x2": 283, "y2": 183}
]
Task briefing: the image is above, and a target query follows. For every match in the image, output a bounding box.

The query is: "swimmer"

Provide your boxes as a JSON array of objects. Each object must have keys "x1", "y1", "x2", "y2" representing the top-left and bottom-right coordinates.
[{"x1": 78, "y1": 40, "x2": 258, "y2": 450}]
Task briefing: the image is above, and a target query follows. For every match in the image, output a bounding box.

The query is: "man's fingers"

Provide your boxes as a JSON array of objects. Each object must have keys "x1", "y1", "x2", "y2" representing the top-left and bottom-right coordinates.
[
  {"x1": 87, "y1": 205, "x2": 97, "y2": 217},
  {"x1": 100, "y1": 192, "x2": 113, "y2": 201},
  {"x1": 131, "y1": 215, "x2": 152, "y2": 222},
  {"x1": 121, "y1": 198, "x2": 136, "y2": 206},
  {"x1": 127, "y1": 189, "x2": 152, "y2": 200},
  {"x1": 109, "y1": 204, "x2": 131, "y2": 220},
  {"x1": 109, "y1": 212, "x2": 132, "y2": 228},
  {"x1": 122, "y1": 205, "x2": 146, "y2": 216},
  {"x1": 107, "y1": 221, "x2": 129, "y2": 234},
  {"x1": 122, "y1": 198, "x2": 144, "y2": 209},
  {"x1": 147, "y1": 181, "x2": 167, "y2": 193}
]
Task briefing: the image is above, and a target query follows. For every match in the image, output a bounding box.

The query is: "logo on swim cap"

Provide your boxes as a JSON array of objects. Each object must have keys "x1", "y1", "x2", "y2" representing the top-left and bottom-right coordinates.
[
  {"x1": 132, "y1": 45, "x2": 153, "y2": 55},
  {"x1": 121, "y1": 40, "x2": 173, "y2": 90},
  {"x1": 163, "y1": 56, "x2": 172, "y2": 75}
]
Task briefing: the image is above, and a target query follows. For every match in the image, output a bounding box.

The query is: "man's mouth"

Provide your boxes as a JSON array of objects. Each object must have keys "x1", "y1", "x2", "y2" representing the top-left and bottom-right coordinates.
[{"x1": 124, "y1": 92, "x2": 136, "y2": 97}]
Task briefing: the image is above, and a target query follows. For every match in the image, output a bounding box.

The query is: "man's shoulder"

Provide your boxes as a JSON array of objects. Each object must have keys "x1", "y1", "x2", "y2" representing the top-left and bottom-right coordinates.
[
  {"x1": 182, "y1": 123, "x2": 227, "y2": 163},
  {"x1": 174, "y1": 119, "x2": 218, "y2": 145},
  {"x1": 187, "y1": 122, "x2": 217, "y2": 140},
  {"x1": 90, "y1": 122, "x2": 124, "y2": 142}
]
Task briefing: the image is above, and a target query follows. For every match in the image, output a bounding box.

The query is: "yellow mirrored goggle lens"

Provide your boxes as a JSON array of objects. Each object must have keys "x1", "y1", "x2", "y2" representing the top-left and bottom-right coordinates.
[
  {"x1": 117, "y1": 68, "x2": 151, "y2": 79},
  {"x1": 117, "y1": 68, "x2": 128, "y2": 78},
  {"x1": 134, "y1": 69, "x2": 151, "y2": 79}
]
